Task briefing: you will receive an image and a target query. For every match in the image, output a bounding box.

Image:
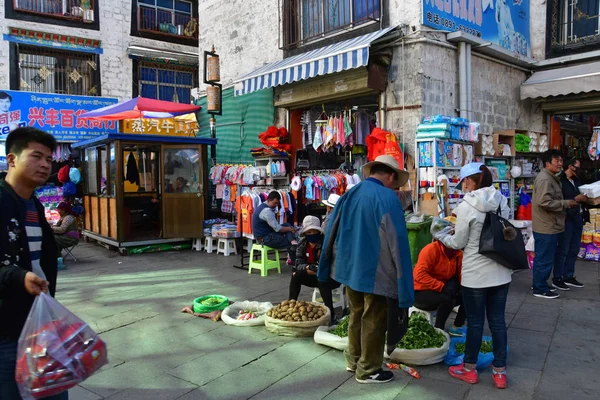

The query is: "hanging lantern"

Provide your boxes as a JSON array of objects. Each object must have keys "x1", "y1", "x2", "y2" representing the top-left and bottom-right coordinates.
[
  {"x1": 206, "y1": 46, "x2": 220, "y2": 83},
  {"x1": 206, "y1": 86, "x2": 221, "y2": 112}
]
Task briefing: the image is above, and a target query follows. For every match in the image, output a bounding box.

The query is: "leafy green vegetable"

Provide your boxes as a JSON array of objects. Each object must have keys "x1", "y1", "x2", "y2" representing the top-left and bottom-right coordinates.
[
  {"x1": 329, "y1": 317, "x2": 349, "y2": 338},
  {"x1": 201, "y1": 297, "x2": 222, "y2": 306},
  {"x1": 396, "y1": 313, "x2": 446, "y2": 350},
  {"x1": 455, "y1": 340, "x2": 493, "y2": 354}
]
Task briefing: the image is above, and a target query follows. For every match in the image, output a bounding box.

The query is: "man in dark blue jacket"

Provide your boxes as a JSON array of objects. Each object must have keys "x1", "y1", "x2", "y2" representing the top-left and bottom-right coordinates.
[
  {"x1": 554, "y1": 158, "x2": 586, "y2": 290},
  {"x1": 0, "y1": 127, "x2": 65, "y2": 400}
]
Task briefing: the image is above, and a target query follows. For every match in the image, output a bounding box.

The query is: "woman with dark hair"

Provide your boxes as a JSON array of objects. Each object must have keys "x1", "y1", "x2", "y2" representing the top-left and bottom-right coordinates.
[
  {"x1": 434, "y1": 162, "x2": 512, "y2": 389},
  {"x1": 52, "y1": 201, "x2": 79, "y2": 256}
]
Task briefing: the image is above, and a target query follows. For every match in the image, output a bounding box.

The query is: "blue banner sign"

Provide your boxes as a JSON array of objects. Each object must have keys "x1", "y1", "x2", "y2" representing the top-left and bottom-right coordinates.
[
  {"x1": 422, "y1": 0, "x2": 531, "y2": 57},
  {"x1": 0, "y1": 90, "x2": 118, "y2": 142}
]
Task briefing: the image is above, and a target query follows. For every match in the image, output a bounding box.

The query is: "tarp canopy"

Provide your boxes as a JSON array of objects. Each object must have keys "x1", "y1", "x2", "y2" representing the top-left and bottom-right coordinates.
[
  {"x1": 521, "y1": 62, "x2": 600, "y2": 100},
  {"x1": 80, "y1": 96, "x2": 201, "y2": 120}
]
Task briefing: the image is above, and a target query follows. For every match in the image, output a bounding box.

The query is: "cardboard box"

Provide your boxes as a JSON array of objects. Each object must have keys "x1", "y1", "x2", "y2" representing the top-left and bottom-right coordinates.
[
  {"x1": 493, "y1": 133, "x2": 516, "y2": 156},
  {"x1": 419, "y1": 199, "x2": 439, "y2": 216}
]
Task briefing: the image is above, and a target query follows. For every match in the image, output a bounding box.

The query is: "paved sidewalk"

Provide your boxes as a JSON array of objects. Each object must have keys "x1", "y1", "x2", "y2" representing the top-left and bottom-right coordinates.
[{"x1": 55, "y1": 243, "x2": 599, "y2": 400}]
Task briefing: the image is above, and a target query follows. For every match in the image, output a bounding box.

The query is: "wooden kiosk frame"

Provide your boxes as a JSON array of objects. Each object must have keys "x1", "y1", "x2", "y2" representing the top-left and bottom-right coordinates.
[{"x1": 72, "y1": 133, "x2": 217, "y2": 254}]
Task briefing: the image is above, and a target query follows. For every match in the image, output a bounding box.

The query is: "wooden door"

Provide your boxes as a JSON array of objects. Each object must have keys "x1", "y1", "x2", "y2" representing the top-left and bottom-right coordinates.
[{"x1": 161, "y1": 145, "x2": 205, "y2": 238}]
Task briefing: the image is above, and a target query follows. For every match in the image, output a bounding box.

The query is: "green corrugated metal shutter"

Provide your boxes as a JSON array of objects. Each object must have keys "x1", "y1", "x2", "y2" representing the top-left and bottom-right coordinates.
[{"x1": 195, "y1": 87, "x2": 274, "y2": 164}]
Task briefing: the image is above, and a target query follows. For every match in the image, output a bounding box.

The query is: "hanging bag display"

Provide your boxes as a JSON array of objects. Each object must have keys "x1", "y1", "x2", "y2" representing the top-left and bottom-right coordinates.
[
  {"x1": 478, "y1": 205, "x2": 529, "y2": 270},
  {"x1": 384, "y1": 133, "x2": 404, "y2": 170}
]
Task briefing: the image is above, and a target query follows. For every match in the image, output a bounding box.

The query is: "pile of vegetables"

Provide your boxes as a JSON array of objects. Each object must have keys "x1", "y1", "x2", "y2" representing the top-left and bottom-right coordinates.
[
  {"x1": 266, "y1": 300, "x2": 326, "y2": 322},
  {"x1": 237, "y1": 310, "x2": 258, "y2": 321},
  {"x1": 396, "y1": 313, "x2": 447, "y2": 350},
  {"x1": 201, "y1": 297, "x2": 223, "y2": 306},
  {"x1": 329, "y1": 317, "x2": 349, "y2": 338},
  {"x1": 455, "y1": 340, "x2": 493, "y2": 355}
]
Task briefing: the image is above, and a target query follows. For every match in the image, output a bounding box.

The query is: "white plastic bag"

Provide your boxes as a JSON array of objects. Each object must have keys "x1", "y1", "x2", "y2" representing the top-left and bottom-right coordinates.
[
  {"x1": 525, "y1": 235, "x2": 535, "y2": 252},
  {"x1": 221, "y1": 301, "x2": 273, "y2": 327},
  {"x1": 386, "y1": 329, "x2": 450, "y2": 366},
  {"x1": 16, "y1": 293, "x2": 107, "y2": 399},
  {"x1": 313, "y1": 326, "x2": 348, "y2": 351}
]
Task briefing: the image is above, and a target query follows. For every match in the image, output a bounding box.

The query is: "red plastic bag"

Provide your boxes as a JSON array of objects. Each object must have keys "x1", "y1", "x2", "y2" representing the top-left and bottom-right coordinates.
[
  {"x1": 384, "y1": 133, "x2": 404, "y2": 170},
  {"x1": 16, "y1": 292, "x2": 108, "y2": 399}
]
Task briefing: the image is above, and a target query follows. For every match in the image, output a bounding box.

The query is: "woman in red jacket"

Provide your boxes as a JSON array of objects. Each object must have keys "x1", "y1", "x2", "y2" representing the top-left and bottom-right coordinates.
[{"x1": 413, "y1": 240, "x2": 466, "y2": 336}]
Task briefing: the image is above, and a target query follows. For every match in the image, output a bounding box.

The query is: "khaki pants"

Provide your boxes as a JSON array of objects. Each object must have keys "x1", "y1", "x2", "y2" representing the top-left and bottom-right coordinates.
[{"x1": 344, "y1": 287, "x2": 388, "y2": 380}]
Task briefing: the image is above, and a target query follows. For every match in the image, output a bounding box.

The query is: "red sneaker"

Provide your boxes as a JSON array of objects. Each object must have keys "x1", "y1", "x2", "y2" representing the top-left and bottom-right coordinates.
[
  {"x1": 448, "y1": 364, "x2": 478, "y2": 384},
  {"x1": 492, "y1": 370, "x2": 507, "y2": 389}
]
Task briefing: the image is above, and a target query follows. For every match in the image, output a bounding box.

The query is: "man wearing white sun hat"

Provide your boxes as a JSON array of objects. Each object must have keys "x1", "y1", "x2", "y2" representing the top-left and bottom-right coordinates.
[{"x1": 318, "y1": 154, "x2": 414, "y2": 384}]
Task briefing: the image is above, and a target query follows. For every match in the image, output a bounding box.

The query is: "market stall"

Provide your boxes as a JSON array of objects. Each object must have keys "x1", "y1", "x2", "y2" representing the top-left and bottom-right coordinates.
[{"x1": 73, "y1": 96, "x2": 216, "y2": 254}]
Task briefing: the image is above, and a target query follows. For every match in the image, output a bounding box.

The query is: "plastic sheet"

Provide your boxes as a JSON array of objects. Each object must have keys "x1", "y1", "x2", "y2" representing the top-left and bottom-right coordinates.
[{"x1": 221, "y1": 301, "x2": 273, "y2": 327}]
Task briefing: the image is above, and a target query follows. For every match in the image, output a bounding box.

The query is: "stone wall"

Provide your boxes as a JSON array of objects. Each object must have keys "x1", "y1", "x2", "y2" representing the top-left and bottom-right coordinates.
[
  {"x1": 198, "y1": 0, "x2": 281, "y2": 90},
  {"x1": 0, "y1": 0, "x2": 198, "y2": 100}
]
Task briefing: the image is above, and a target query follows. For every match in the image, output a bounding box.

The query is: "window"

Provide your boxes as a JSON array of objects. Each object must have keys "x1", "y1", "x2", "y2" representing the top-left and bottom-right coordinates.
[
  {"x1": 12, "y1": 0, "x2": 96, "y2": 22},
  {"x1": 163, "y1": 148, "x2": 200, "y2": 193},
  {"x1": 281, "y1": 0, "x2": 380, "y2": 49},
  {"x1": 18, "y1": 46, "x2": 100, "y2": 96},
  {"x1": 550, "y1": 0, "x2": 600, "y2": 55},
  {"x1": 85, "y1": 148, "x2": 98, "y2": 194},
  {"x1": 137, "y1": 61, "x2": 195, "y2": 104},
  {"x1": 137, "y1": 0, "x2": 198, "y2": 40}
]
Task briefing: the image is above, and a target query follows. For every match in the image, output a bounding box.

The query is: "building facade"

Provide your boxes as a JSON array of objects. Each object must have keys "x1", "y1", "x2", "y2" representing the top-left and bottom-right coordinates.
[
  {"x1": 0, "y1": 0, "x2": 200, "y2": 103},
  {"x1": 198, "y1": 0, "x2": 600, "y2": 159}
]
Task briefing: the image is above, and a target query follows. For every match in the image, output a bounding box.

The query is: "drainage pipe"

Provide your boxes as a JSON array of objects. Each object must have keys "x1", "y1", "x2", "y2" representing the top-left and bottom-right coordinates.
[
  {"x1": 458, "y1": 42, "x2": 468, "y2": 119},
  {"x1": 466, "y1": 43, "x2": 472, "y2": 121}
]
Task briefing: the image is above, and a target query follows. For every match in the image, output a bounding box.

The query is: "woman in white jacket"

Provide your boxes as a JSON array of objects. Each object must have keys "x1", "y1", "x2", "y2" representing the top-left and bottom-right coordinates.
[{"x1": 436, "y1": 163, "x2": 511, "y2": 389}]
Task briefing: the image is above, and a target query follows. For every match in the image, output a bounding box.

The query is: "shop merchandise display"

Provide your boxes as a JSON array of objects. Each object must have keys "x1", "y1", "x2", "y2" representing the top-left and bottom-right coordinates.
[
  {"x1": 264, "y1": 300, "x2": 330, "y2": 337},
  {"x1": 387, "y1": 313, "x2": 450, "y2": 366},
  {"x1": 251, "y1": 126, "x2": 292, "y2": 158},
  {"x1": 36, "y1": 186, "x2": 64, "y2": 224},
  {"x1": 478, "y1": 135, "x2": 495, "y2": 156},
  {"x1": 417, "y1": 116, "x2": 479, "y2": 142},
  {"x1": 300, "y1": 107, "x2": 373, "y2": 152},
  {"x1": 366, "y1": 128, "x2": 404, "y2": 167},
  {"x1": 235, "y1": 188, "x2": 296, "y2": 239},
  {"x1": 291, "y1": 170, "x2": 360, "y2": 203},
  {"x1": 221, "y1": 301, "x2": 274, "y2": 327},
  {"x1": 211, "y1": 224, "x2": 240, "y2": 238},
  {"x1": 580, "y1": 208, "x2": 600, "y2": 261}
]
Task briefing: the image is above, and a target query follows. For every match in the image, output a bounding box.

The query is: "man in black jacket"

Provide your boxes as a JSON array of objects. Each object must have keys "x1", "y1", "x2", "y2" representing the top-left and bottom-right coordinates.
[
  {"x1": 0, "y1": 127, "x2": 65, "y2": 399},
  {"x1": 554, "y1": 158, "x2": 587, "y2": 291}
]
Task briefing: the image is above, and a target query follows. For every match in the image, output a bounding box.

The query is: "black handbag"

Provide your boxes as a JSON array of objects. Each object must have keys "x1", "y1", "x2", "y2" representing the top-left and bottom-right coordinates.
[{"x1": 479, "y1": 206, "x2": 529, "y2": 270}]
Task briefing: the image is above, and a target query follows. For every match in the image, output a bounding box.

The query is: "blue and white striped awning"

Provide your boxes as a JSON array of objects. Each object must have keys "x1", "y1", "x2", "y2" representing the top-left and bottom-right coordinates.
[{"x1": 234, "y1": 26, "x2": 398, "y2": 96}]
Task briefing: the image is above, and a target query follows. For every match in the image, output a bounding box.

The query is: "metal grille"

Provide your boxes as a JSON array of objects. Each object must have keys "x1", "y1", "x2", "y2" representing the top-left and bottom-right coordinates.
[
  {"x1": 280, "y1": 0, "x2": 380, "y2": 49},
  {"x1": 138, "y1": 61, "x2": 194, "y2": 104},
  {"x1": 18, "y1": 45, "x2": 100, "y2": 96},
  {"x1": 13, "y1": 0, "x2": 95, "y2": 21},
  {"x1": 552, "y1": 0, "x2": 600, "y2": 46},
  {"x1": 137, "y1": 0, "x2": 198, "y2": 40}
]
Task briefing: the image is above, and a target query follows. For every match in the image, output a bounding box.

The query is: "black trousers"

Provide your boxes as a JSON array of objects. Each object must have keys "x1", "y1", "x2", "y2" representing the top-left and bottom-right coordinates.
[
  {"x1": 289, "y1": 269, "x2": 341, "y2": 323},
  {"x1": 414, "y1": 289, "x2": 466, "y2": 330}
]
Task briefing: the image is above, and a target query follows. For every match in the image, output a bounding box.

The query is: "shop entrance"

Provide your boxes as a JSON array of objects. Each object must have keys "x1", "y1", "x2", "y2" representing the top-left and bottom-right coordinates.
[{"x1": 161, "y1": 145, "x2": 205, "y2": 238}]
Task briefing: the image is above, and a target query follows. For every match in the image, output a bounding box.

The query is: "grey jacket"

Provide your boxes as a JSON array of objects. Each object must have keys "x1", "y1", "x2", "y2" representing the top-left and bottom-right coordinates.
[{"x1": 532, "y1": 168, "x2": 571, "y2": 234}]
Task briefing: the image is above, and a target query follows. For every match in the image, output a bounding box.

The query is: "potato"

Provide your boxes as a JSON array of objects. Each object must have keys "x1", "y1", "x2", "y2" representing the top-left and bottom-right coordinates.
[
  {"x1": 299, "y1": 306, "x2": 306, "y2": 313},
  {"x1": 290, "y1": 299, "x2": 296, "y2": 303},
  {"x1": 292, "y1": 312, "x2": 299, "y2": 318},
  {"x1": 308, "y1": 312, "x2": 314, "y2": 319},
  {"x1": 281, "y1": 300, "x2": 289, "y2": 306},
  {"x1": 302, "y1": 315, "x2": 308, "y2": 321}
]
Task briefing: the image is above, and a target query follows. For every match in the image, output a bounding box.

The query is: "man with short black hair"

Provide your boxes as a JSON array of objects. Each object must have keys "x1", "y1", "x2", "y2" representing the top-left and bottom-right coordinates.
[
  {"x1": 0, "y1": 127, "x2": 66, "y2": 399},
  {"x1": 532, "y1": 150, "x2": 586, "y2": 299},
  {"x1": 252, "y1": 191, "x2": 297, "y2": 263}
]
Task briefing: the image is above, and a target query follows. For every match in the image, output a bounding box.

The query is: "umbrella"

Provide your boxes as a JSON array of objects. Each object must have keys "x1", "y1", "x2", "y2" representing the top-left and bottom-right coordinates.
[{"x1": 80, "y1": 96, "x2": 201, "y2": 120}]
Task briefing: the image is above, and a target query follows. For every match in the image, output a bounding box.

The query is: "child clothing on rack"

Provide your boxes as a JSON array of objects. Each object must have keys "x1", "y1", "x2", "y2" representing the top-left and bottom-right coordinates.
[{"x1": 235, "y1": 188, "x2": 296, "y2": 239}]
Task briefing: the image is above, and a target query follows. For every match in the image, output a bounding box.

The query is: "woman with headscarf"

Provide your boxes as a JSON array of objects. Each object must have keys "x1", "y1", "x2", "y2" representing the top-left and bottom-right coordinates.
[{"x1": 52, "y1": 201, "x2": 79, "y2": 256}]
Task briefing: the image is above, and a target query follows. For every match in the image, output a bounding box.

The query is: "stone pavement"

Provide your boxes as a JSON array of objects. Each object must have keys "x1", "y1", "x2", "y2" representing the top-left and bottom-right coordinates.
[{"x1": 55, "y1": 243, "x2": 600, "y2": 400}]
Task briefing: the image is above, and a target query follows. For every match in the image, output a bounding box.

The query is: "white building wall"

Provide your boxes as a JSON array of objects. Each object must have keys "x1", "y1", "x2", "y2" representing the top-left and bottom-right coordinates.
[
  {"x1": 198, "y1": 0, "x2": 282, "y2": 89},
  {"x1": 0, "y1": 0, "x2": 198, "y2": 101}
]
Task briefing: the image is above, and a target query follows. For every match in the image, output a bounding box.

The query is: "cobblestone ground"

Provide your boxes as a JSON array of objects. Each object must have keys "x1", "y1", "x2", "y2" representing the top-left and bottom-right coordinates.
[{"x1": 56, "y1": 243, "x2": 600, "y2": 400}]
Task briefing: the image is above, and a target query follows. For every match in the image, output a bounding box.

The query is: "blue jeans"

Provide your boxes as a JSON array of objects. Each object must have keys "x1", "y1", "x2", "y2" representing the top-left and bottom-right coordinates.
[
  {"x1": 0, "y1": 339, "x2": 69, "y2": 400},
  {"x1": 462, "y1": 283, "x2": 510, "y2": 369},
  {"x1": 533, "y1": 232, "x2": 559, "y2": 293},
  {"x1": 554, "y1": 218, "x2": 583, "y2": 281}
]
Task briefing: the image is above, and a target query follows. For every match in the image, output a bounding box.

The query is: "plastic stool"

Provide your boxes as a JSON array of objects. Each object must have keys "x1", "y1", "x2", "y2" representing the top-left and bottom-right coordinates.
[
  {"x1": 248, "y1": 244, "x2": 281, "y2": 277},
  {"x1": 217, "y1": 238, "x2": 237, "y2": 256},
  {"x1": 243, "y1": 238, "x2": 253, "y2": 252},
  {"x1": 192, "y1": 238, "x2": 204, "y2": 251},
  {"x1": 312, "y1": 285, "x2": 346, "y2": 310},
  {"x1": 204, "y1": 237, "x2": 218, "y2": 253},
  {"x1": 409, "y1": 306, "x2": 436, "y2": 325}
]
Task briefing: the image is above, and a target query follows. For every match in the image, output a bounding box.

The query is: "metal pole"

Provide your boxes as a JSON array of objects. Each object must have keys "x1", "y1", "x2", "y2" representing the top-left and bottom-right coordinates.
[
  {"x1": 466, "y1": 43, "x2": 472, "y2": 121},
  {"x1": 209, "y1": 116, "x2": 216, "y2": 165},
  {"x1": 458, "y1": 42, "x2": 467, "y2": 119}
]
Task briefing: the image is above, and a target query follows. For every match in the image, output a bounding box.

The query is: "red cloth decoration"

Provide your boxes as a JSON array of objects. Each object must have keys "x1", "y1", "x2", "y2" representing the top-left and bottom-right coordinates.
[{"x1": 58, "y1": 165, "x2": 71, "y2": 183}]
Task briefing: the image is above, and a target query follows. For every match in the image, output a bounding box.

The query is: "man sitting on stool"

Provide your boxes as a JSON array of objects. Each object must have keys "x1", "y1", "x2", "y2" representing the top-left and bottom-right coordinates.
[
  {"x1": 413, "y1": 240, "x2": 466, "y2": 336},
  {"x1": 252, "y1": 191, "x2": 298, "y2": 265}
]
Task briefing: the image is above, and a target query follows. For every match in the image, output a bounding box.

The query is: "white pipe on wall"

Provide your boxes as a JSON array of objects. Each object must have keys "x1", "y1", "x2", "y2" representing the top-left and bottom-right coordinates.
[
  {"x1": 458, "y1": 42, "x2": 468, "y2": 119},
  {"x1": 466, "y1": 43, "x2": 472, "y2": 121}
]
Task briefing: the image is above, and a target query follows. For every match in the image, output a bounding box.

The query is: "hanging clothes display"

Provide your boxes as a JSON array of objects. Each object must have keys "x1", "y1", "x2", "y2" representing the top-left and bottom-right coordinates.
[{"x1": 235, "y1": 188, "x2": 296, "y2": 239}]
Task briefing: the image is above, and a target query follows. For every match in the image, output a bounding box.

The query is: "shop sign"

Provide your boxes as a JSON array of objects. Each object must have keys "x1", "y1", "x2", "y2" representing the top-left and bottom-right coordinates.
[
  {"x1": 0, "y1": 90, "x2": 118, "y2": 142},
  {"x1": 422, "y1": 0, "x2": 531, "y2": 57},
  {"x1": 121, "y1": 118, "x2": 198, "y2": 137}
]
